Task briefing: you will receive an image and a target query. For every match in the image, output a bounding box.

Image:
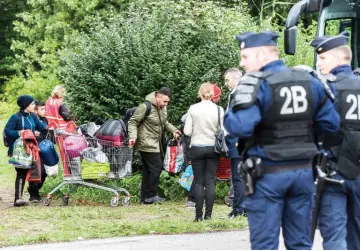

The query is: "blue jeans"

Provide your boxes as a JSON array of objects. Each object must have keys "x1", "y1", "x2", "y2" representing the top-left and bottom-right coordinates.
[
  {"x1": 318, "y1": 172, "x2": 360, "y2": 250},
  {"x1": 230, "y1": 158, "x2": 245, "y2": 213},
  {"x1": 244, "y1": 167, "x2": 314, "y2": 250}
]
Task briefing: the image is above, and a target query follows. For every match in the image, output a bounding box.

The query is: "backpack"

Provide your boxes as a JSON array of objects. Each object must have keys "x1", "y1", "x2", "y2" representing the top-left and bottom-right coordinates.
[
  {"x1": 95, "y1": 119, "x2": 127, "y2": 146},
  {"x1": 123, "y1": 101, "x2": 152, "y2": 131}
]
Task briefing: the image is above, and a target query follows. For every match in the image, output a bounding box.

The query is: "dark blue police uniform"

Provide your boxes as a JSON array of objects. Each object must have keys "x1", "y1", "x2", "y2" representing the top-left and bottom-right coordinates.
[
  {"x1": 224, "y1": 31, "x2": 340, "y2": 250},
  {"x1": 311, "y1": 32, "x2": 360, "y2": 250}
]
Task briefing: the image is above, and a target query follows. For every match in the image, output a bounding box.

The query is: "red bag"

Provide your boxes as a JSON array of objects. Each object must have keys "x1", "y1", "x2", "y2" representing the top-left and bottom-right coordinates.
[
  {"x1": 163, "y1": 140, "x2": 184, "y2": 173},
  {"x1": 26, "y1": 160, "x2": 42, "y2": 182}
]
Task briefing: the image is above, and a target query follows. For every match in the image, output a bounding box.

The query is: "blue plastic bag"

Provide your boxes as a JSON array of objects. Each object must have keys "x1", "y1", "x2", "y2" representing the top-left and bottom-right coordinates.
[
  {"x1": 178, "y1": 165, "x2": 193, "y2": 191},
  {"x1": 39, "y1": 139, "x2": 59, "y2": 166}
]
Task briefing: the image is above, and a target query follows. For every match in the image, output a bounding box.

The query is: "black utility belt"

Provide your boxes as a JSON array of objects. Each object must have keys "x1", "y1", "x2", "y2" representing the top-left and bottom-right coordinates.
[
  {"x1": 241, "y1": 157, "x2": 311, "y2": 177},
  {"x1": 263, "y1": 163, "x2": 312, "y2": 174},
  {"x1": 240, "y1": 157, "x2": 311, "y2": 196}
]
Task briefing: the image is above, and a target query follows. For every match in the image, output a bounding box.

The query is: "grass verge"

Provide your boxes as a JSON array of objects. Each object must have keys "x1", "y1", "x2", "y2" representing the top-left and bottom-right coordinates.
[
  {"x1": 0, "y1": 120, "x2": 247, "y2": 247},
  {"x1": 0, "y1": 201, "x2": 247, "y2": 247}
]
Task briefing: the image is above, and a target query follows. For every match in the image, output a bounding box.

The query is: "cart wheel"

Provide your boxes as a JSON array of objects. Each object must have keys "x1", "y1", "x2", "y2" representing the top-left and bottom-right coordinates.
[
  {"x1": 43, "y1": 197, "x2": 51, "y2": 206},
  {"x1": 121, "y1": 197, "x2": 130, "y2": 207},
  {"x1": 224, "y1": 196, "x2": 232, "y2": 207},
  {"x1": 110, "y1": 197, "x2": 119, "y2": 207},
  {"x1": 62, "y1": 196, "x2": 70, "y2": 206}
]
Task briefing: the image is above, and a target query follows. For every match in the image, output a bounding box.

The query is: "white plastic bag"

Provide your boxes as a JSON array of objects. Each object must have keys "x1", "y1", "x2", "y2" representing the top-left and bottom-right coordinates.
[
  {"x1": 81, "y1": 146, "x2": 109, "y2": 163},
  {"x1": 44, "y1": 164, "x2": 59, "y2": 177}
]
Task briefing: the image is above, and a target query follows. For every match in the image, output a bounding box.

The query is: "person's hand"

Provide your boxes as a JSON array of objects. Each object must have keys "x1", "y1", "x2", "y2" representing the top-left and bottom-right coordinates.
[
  {"x1": 129, "y1": 139, "x2": 135, "y2": 148},
  {"x1": 173, "y1": 130, "x2": 181, "y2": 139},
  {"x1": 18, "y1": 130, "x2": 25, "y2": 137},
  {"x1": 35, "y1": 131, "x2": 40, "y2": 136}
]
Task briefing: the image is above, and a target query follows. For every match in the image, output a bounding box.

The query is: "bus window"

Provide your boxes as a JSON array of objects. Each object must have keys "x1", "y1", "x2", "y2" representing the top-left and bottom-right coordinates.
[{"x1": 324, "y1": 18, "x2": 360, "y2": 68}]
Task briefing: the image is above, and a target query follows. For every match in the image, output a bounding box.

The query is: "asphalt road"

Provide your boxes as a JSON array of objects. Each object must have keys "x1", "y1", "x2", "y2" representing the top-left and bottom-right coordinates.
[{"x1": 4, "y1": 229, "x2": 323, "y2": 250}]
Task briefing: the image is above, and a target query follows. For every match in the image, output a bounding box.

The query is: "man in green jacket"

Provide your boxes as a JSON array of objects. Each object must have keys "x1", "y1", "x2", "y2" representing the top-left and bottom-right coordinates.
[{"x1": 128, "y1": 87, "x2": 180, "y2": 204}]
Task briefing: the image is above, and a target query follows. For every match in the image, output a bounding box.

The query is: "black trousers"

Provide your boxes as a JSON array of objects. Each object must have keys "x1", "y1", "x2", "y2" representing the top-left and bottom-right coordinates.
[
  {"x1": 188, "y1": 146, "x2": 219, "y2": 218},
  {"x1": 187, "y1": 182, "x2": 196, "y2": 202},
  {"x1": 140, "y1": 151, "x2": 163, "y2": 201},
  {"x1": 28, "y1": 162, "x2": 47, "y2": 198},
  {"x1": 14, "y1": 168, "x2": 28, "y2": 201}
]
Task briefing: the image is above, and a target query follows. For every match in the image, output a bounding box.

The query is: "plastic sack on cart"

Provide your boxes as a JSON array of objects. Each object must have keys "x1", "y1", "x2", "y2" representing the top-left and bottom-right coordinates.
[
  {"x1": 81, "y1": 160, "x2": 110, "y2": 180},
  {"x1": 45, "y1": 164, "x2": 59, "y2": 177},
  {"x1": 78, "y1": 122, "x2": 100, "y2": 137},
  {"x1": 63, "y1": 135, "x2": 88, "y2": 159},
  {"x1": 39, "y1": 139, "x2": 59, "y2": 166},
  {"x1": 69, "y1": 157, "x2": 82, "y2": 177},
  {"x1": 163, "y1": 140, "x2": 184, "y2": 173},
  {"x1": 81, "y1": 146, "x2": 109, "y2": 163},
  {"x1": 105, "y1": 146, "x2": 132, "y2": 178},
  {"x1": 179, "y1": 165, "x2": 193, "y2": 191},
  {"x1": 8, "y1": 137, "x2": 33, "y2": 169}
]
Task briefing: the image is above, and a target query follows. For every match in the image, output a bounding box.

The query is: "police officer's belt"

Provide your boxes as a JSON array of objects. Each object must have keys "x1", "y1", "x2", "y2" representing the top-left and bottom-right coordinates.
[{"x1": 263, "y1": 163, "x2": 312, "y2": 174}]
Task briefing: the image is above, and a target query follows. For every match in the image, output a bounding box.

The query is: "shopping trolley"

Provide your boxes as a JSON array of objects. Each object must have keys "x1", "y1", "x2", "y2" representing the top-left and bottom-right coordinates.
[
  {"x1": 43, "y1": 127, "x2": 132, "y2": 207},
  {"x1": 216, "y1": 157, "x2": 233, "y2": 206}
]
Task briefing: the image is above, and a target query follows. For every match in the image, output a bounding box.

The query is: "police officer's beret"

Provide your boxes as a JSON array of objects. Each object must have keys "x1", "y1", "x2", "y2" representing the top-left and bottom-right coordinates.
[
  {"x1": 235, "y1": 31, "x2": 279, "y2": 49},
  {"x1": 310, "y1": 31, "x2": 350, "y2": 54}
]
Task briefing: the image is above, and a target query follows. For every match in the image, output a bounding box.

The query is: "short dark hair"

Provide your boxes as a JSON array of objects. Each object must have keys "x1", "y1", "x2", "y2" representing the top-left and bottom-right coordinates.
[
  {"x1": 157, "y1": 87, "x2": 172, "y2": 98},
  {"x1": 35, "y1": 101, "x2": 45, "y2": 109}
]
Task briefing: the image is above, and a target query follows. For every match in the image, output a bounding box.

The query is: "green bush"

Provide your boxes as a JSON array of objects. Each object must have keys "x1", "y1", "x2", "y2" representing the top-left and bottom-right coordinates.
[
  {"x1": 59, "y1": 1, "x2": 318, "y2": 125},
  {"x1": 0, "y1": 71, "x2": 60, "y2": 118},
  {"x1": 59, "y1": 0, "x2": 258, "y2": 124}
]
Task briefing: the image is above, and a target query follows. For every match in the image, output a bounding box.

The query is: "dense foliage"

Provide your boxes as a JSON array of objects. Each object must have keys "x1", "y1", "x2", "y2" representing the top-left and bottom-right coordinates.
[
  {"x1": 59, "y1": 0, "x2": 258, "y2": 124},
  {"x1": 59, "y1": 0, "x2": 316, "y2": 125},
  {"x1": 0, "y1": 0, "x2": 318, "y2": 119}
]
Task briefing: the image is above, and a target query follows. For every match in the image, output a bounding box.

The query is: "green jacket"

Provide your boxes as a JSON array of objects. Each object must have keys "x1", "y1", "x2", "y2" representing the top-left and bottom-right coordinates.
[{"x1": 128, "y1": 92, "x2": 177, "y2": 153}]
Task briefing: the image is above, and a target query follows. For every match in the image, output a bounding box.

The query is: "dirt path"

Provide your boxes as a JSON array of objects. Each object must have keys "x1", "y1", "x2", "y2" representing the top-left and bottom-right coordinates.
[{"x1": 0, "y1": 182, "x2": 15, "y2": 210}]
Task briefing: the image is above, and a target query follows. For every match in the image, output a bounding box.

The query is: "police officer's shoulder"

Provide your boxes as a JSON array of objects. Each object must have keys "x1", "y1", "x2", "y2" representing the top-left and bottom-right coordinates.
[{"x1": 230, "y1": 72, "x2": 263, "y2": 111}]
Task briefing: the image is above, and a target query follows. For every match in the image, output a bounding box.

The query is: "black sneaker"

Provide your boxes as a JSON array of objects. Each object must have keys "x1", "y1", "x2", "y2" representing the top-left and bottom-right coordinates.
[
  {"x1": 14, "y1": 199, "x2": 28, "y2": 207},
  {"x1": 204, "y1": 215, "x2": 212, "y2": 220},
  {"x1": 186, "y1": 200, "x2": 196, "y2": 208},
  {"x1": 194, "y1": 217, "x2": 203, "y2": 222},
  {"x1": 228, "y1": 209, "x2": 237, "y2": 218},
  {"x1": 144, "y1": 195, "x2": 165, "y2": 204},
  {"x1": 29, "y1": 196, "x2": 39, "y2": 203}
]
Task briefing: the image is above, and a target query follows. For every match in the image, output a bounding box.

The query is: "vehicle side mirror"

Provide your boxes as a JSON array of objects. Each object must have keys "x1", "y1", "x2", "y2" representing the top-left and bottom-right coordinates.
[{"x1": 284, "y1": 27, "x2": 297, "y2": 55}]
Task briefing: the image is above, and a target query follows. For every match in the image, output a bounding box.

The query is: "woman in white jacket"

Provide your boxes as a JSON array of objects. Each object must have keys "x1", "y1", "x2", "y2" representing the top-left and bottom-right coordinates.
[{"x1": 184, "y1": 82, "x2": 224, "y2": 221}]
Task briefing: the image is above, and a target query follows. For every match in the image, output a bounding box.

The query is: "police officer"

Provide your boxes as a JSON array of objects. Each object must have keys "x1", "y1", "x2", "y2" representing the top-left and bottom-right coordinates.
[
  {"x1": 224, "y1": 31, "x2": 340, "y2": 250},
  {"x1": 310, "y1": 31, "x2": 360, "y2": 250}
]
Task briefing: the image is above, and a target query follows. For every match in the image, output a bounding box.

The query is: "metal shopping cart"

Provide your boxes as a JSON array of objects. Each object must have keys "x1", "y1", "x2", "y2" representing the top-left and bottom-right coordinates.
[
  {"x1": 216, "y1": 157, "x2": 233, "y2": 206},
  {"x1": 43, "y1": 127, "x2": 132, "y2": 207}
]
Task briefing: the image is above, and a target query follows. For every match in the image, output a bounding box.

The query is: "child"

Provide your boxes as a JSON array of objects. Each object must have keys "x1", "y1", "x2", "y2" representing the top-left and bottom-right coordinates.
[{"x1": 28, "y1": 101, "x2": 48, "y2": 203}]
